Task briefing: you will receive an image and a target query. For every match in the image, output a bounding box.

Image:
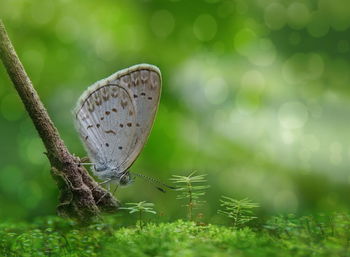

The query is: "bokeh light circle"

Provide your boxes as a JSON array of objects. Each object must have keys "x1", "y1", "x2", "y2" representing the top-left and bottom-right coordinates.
[
  {"x1": 26, "y1": 138, "x2": 46, "y2": 165},
  {"x1": 1, "y1": 93, "x2": 24, "y2": 121},
  {"x1": 55, "y1": 16, "x2": 80, "y2": 43},
  {"x1": 204, "y1": 77, "x2": 228, "y2": 105},
  {"x1": 234, "y1": 29, "x2": 276, "y2": 66},
  {"x1": 307, "y1": 11, "x2": 330, "y2": 38},
  {"x1": 234, "y1": 28, "x2": 257, "y2": 56},
  {"x1": 249, "y1": 38, "x2": 276, "y2": 66},
  {"x1": 30, "y1": 1, "x2": 55, "y2": 25},
  {"x1": 264, "y1": 3, "x2": 287, "y2": 30},
  {"x1": 150, "y1": 10, "x2": 175, "y2": 38},
  {"x1": 278, "y1": 101, "x2": 309, "y2": 129},
  {"x1": 287, "y1": 2, "x2": 310, "y2": 29},
  {"x1": 241, "y1": 70, "x2": 265, "y2": 90},
  {"x1": 319, "y1": 0, "x2": 350, "y2": 31},
  {"x1": 282, "y1": 53, "x2": 324, "y2": 84},
  {"x1": 193, "y1": 14, "x2": 217, "y2": 41},
  {"x1": 236, "y1": 70, "x2": 265, "y2": 113}
]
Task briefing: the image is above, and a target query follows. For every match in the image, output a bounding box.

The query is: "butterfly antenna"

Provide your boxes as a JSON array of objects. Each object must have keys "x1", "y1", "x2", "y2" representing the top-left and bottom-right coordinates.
[{"x1": 131, "y1": 172, "x2": 177, "y2": 193}]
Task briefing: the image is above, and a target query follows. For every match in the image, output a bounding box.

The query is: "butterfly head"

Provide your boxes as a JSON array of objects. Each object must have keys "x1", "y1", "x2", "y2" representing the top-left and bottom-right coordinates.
[{"x1": 116, "y1": 170, "x2": 133, "y2": 186}]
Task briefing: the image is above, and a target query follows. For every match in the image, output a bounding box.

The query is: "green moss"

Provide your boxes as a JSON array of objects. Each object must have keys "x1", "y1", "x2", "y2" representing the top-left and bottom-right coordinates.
[{"x1": 1, "y1": 213, "x2": 349, "y2": 257}]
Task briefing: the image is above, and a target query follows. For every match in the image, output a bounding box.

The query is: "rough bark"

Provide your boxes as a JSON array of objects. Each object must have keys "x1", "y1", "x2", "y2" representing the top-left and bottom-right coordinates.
[{"x1": 0, "y1": 20, "x2": 119, "y2": 222}]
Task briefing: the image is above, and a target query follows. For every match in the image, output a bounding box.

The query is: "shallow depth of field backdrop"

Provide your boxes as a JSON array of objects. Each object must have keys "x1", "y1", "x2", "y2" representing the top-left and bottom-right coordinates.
[{"x1": 0, "y1": 0, "x2": 350, "y2": 222}]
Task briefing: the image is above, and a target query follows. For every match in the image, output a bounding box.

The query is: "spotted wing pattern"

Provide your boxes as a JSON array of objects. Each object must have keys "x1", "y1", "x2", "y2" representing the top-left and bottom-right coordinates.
[{"x1": 74, "y1": 64, "x2": 161, "y2": 179}]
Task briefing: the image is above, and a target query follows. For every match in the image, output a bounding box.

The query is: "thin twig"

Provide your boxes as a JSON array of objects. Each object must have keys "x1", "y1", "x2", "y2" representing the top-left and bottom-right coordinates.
[
  {"x1": 0, "y1": 20, "x2": 119, "y2": 221},
  {"x1": 0, "y1": 20, "x2": 66, "y2": 165}
]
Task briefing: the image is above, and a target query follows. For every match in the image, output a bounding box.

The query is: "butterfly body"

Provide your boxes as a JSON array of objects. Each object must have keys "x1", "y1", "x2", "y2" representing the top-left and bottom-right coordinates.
[{"x1": 74, "y1": 64, "x2": 162, "y2": 186}]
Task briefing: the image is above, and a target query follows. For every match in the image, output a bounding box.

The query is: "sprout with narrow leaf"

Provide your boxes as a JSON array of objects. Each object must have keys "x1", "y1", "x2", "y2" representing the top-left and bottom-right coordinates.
[
  {"x1": 218, "y1": 196, "x2": 259, "y2": 229},
  {"x1": 170, "y1": 172, "x2": 210, "y2": 221},
  {"x1": 121, "y1": 201, "x2": 156, "y2": 230}
]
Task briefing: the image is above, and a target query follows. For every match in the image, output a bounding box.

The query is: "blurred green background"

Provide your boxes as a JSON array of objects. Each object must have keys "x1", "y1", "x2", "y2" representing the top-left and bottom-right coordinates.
[{"x1": 1, "y1": 0, "x2": 350, "y2": 222}]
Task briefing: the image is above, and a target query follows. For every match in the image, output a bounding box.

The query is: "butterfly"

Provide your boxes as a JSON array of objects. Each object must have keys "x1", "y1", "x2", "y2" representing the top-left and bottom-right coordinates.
[{"x1": 74, "y1": 64, "x2": 161, "y2": 188}]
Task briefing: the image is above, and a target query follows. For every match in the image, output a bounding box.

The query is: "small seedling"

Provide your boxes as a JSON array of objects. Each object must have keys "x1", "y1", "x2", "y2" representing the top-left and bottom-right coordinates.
[
  {"x1": 170, "y1": 171, "x2": 210, "y2": 221},
  {"x1": 121, "y1": 201, "x2": 156, "y2": 230},
  {"x1": 218, "y1": 196, "x2": 259, "y2": 229}
]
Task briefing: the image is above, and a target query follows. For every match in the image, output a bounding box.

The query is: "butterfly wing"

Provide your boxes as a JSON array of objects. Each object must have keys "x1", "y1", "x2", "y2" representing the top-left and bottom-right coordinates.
[
  {"x1": 74, "y1": 64, "x2": 161, "y2": 178},
  {"x1": 115, "y1": 65, "x2": 162, "y2": 172}
]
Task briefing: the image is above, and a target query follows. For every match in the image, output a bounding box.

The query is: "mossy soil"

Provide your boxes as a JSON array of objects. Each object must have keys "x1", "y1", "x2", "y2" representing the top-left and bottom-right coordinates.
[{"x1": 1, "y1": 213, "x2": 349, "y2": 257}]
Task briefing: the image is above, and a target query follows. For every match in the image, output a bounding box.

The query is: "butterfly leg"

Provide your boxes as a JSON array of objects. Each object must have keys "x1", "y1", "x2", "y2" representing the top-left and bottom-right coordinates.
[
  {"x1": 75, "y1": 156, "x2": 94, "y2": 167},
  {"x1": 96, "y1": 179, "x2": 112, "y2": 204},
  {"x1": 99, "y1": 179, "x2": 112, "y2": 186},
  {"x1": 78, "y1": 162, "x2": 95, "y2": 166},
  {"x1": 96, "y1": 193, "x2": 108, "y2": 204},
  {"x1": 80, "y1": 156, "x2": 90, "y2": 163},
  {"x1": 96, "y1": 185, "x2": 119, "y2": 204},
  {"x1": 112, "y1": 184, "x2": 119, "y2": 195}
]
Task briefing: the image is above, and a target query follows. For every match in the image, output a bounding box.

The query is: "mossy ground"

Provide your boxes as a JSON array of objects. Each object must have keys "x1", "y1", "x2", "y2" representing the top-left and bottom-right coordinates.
[{"x1": 1, "y1": 213, "x2": 349, "y2": 257}]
